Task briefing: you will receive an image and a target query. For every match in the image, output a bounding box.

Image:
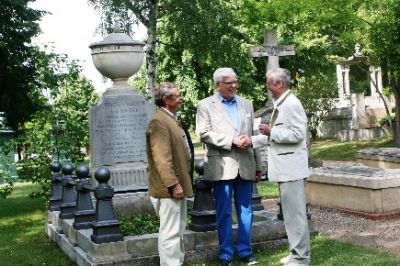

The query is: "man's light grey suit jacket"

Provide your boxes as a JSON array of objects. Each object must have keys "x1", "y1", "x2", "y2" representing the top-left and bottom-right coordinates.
[
  {"x1": 252, "y1": 92, "x2": 309, "y2": 182},
  {"x1": 196, "y1": 94, "x2": 261, "y2": 181}
]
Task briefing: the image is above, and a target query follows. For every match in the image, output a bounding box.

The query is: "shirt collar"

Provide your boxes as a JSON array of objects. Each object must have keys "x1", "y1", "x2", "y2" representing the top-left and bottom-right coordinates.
[
  {"x1": 217, "y1": 92, "x2": 237, "y2": 103},
  {"x1": 161, "y1": 107, "x2": 177, "y2": 120},
  {"x1": 272, "y1": 89, "x2": 290, "y2": 108}
]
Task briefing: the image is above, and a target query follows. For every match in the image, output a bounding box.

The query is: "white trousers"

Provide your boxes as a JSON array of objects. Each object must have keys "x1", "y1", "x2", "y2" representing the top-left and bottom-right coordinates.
[{"x1": 150, "y1": 197, "x2": 187, "y2": 266}]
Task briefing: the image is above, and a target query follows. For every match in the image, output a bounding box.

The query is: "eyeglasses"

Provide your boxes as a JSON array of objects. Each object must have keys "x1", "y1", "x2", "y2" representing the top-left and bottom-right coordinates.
[{"x1": 220, "y1": 80, "x2": 238, "y2": 85}]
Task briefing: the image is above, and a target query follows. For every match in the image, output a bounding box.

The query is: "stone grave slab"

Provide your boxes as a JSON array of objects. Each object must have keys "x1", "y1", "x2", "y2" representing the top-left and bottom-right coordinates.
[
  {"x1": 308, "y1": 164, "x2": 400, "y2": 219},
  {"x1": 355, "y1": 147, "x2": 400, "y2": 169}
]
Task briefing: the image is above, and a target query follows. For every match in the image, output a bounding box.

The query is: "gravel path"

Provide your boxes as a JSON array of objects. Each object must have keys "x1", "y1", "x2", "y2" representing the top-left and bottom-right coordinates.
[
  {"x1": 263, "y1": 160, "x2": 400, "y2": 257},
  {"x1": 263, "y1": 198, "x2": 400, "y2": 257}
]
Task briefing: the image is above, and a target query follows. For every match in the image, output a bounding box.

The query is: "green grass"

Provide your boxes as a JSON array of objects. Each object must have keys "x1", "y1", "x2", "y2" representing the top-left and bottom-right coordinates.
[
  {"x1": 257, "y1": 181, "x2": 279, "y2": 198},
  {"x1": 3, "y1": 145, "x2": 400, "y2": 266},
  {"x1": 0, "y1": 182, "x2": 74, "y2": 266},
  {"x1": 191, "y1": 234, "x2": 400, "y2": 265},
  {"x1": 311, "y1": 137, "x2": 392, "y2": 161}
]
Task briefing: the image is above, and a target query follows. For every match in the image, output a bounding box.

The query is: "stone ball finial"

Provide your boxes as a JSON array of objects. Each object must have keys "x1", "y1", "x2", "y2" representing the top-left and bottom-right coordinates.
[
  {"x1": 95, "y1": 167, "x2": 111, "y2": 184},
  {"x1": 195, "y1": 160, "x2": 205, "y2": 176},
  {"x1": 51, "y1": 161, "x2": 62, "y2": 173},
  {"x1": 62, "y1": 163, "x2": 74, "y2": 175},
  {"x1": 76, "y1": 165, "x2": 90, "y2": 179}
]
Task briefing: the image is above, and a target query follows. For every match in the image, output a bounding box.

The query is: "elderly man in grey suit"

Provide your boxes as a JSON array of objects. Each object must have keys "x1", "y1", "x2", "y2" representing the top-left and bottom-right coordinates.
[
  {"x1": 196, "y1": 67, "x2": 261, "y2": 266},
  {"x1": 252, "y1": 68, "x2": 310, "y2": 266}
]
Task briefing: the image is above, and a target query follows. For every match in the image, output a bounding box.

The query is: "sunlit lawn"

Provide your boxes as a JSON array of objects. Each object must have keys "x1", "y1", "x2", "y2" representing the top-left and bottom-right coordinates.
[
  {"x1": 1, "y1": 182, "x2": 400, "y2": 266},
  {"x1": 2, "y1": 136, "x2": 399, "y2": 266},
  {"x1": 311, "y1": 137, "x2": 392, "y2": 161},
  {"x1": 0, "y1": 182, "x2": 74, "y2": 266}
]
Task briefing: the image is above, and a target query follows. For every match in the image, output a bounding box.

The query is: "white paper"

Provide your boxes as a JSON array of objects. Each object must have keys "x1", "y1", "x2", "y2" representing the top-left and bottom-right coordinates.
[{"x1": 253, "y1": 117, "x2": 261, "y2": 131}]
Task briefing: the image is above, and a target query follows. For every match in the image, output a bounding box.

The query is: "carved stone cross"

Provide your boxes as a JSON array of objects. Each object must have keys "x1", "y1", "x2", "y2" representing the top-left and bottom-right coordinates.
[
  {"x1": 249, "y1": 29, "x2": 295, "y2": 106},
  {"x1": 249, "y1": 29, "x2": 295, "y2": 71}
]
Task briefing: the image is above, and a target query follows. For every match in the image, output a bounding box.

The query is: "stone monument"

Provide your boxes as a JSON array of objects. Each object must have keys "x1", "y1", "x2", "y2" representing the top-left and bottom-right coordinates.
[
  {"x1": 318, "y1": 43, "x2": 394, "y2": 140},
  {"x1": 89, "y1": 26, "x2": 155, "y2": 215}
]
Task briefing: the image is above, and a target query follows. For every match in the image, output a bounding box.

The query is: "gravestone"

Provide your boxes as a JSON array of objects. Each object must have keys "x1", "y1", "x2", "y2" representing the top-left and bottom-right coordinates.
[
  {"x1": 249, "y1": 29, "x2": 296, "y2": 170},
  {"x1": 89, "y1": 27, "x2": 155, "y2": 215},
  {"x1": 308, "y1": 164, "x2": 400, "y2": 219},
  {"x1": 355, "y1": 148, "x2": 400, "y2": 169},
  {"x1": 319, "y1": 43, "x2": 395, "y2": 140},
  {"x1": 90, "y1": 89, "x2": 154, "y2": 190}
]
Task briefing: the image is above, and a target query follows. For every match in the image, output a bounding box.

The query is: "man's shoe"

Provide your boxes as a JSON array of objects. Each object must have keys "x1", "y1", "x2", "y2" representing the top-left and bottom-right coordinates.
[
  {"x1": 240, "y1": 256, "x2": 258, "y2": 265},
  {"x1": 285, "y1": 262, "x2": 309, "y2": 266},
  {"x1": 280, "y1": 255, "x2": 291, "y2": 265},
  {"x1": 217, "y1": 259, "x2": 231, "y2": 266}
]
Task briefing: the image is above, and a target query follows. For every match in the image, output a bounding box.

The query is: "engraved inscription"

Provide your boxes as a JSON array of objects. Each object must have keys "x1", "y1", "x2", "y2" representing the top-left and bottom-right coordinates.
[
  {"x1": 91, "y1": 97, "x2": 148, "y2": 166},
  {"x1": 248, "y1": 45, "x2": 295, "y2": 58}
]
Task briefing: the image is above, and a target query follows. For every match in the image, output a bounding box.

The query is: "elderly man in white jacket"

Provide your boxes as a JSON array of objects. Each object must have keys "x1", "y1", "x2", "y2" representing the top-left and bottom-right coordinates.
[{"x1": 252, "y1": 68, "x2": 311, "y2": 266}]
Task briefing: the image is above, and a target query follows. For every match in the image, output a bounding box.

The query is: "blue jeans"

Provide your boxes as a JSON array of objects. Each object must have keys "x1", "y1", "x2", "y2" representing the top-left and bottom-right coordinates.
[{"x1": 213, "y1": 177, "x2": 253, "y2": 261}]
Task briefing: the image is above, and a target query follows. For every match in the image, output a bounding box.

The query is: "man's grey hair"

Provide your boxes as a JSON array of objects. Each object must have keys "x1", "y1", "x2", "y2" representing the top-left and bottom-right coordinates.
[
  {"x1": 154, "y1": 82, "x2": 177, "y2": 107},
  {"x1": 213, "y1": 68, "x2": 237, "y2": 84},
  {"x1": 267, "y1": 68, "x2": 291, "y2": 88}
]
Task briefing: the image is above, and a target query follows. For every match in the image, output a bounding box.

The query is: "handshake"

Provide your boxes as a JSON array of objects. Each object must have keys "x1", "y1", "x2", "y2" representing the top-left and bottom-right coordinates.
[
  {"x1": 233, "y1": 124, "x2": 271, "y2": 149},
  {"x1": 233, "y1": 135, "x2": 252, "y2": 149}
]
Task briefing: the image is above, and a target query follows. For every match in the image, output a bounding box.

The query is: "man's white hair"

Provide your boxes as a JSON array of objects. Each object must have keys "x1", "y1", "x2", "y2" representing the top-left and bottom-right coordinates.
[{"x1": 213, "y1": 68, "x2": 237, "y2": 84}]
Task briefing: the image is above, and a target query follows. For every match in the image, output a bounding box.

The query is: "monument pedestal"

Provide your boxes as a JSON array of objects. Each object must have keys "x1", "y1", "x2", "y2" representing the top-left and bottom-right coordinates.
[{"x1": 90, "y1": 88, "x2": 155, "y2": 217}]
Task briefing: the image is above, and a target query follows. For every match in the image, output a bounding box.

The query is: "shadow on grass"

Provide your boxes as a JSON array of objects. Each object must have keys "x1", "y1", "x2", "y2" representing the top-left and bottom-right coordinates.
[{"x1": 0, "y1": 195, "x2": 45, "y2": 219}]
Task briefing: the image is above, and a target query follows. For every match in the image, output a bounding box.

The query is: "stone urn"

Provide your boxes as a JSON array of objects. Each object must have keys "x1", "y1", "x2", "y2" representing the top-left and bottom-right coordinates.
[{"x1": 89, "y1": 26, "x2": 145, "y2": 89}]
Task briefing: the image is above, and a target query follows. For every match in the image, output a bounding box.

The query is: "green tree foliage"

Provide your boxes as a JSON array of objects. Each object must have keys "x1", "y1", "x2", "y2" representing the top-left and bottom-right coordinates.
[
  {"x1": 292, "y1": 73, "x2": 336, "y2": 139},
  {"x1": 18, "y1": 57, "x2": 98, "y2": 199},
  {"x1": 90, "y1": 0, "x2": 400, "y2": 145},
  {"x1": 360, "y1": 0, "x2": 400, "y2": 146},
  {"x1": 90, "y1": 0, "x2": 266, "y2": 127},
  {"x1": 0, "y1": 138, "x2": 17, "y2": 199},
  {"x1": 0, "y1": 0, "x2": 46, "y2": 131},
  {"x1": 156, "y1": 0, "x2": 264, "y2": 126}
]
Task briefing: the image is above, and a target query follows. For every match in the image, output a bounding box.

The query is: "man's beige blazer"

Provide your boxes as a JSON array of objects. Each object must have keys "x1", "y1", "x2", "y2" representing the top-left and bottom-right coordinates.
[{"x1": 196, "y1": 94, "x2": 261, "y2": 181}]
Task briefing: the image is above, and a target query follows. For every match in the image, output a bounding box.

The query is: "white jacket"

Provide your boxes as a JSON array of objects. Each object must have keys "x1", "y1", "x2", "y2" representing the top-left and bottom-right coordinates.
[{"x1": 252, "y1": 92, "x2": 309, "y2": 182}]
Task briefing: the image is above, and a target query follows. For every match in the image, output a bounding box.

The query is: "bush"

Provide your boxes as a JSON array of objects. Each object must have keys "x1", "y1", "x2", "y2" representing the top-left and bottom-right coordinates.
[
  {"x1": 18, "y1": 74, "x2": 98, "y2": 200},
  {"x1": 379, "y1": 114, "x2": 395, "y2": 127},
  {"x1": 0, "y1": 138, "x2": 18, "y2": 199},
  {"x1": 119, "y1": 213, "x2": 160, "y2": 236}
]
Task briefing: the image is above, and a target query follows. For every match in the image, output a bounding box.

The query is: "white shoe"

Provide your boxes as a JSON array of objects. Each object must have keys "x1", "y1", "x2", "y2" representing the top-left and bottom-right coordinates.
[
  {"x1": 280, "y1": 255, "x2": 291, "y2": 265},
  {"x1": 285, "y1": 263, "x2": 309, "y2": 266}
]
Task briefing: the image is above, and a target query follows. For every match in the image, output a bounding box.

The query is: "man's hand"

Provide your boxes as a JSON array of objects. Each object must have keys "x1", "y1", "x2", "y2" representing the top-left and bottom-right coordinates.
[
  {"x1": 259, "y1": 124, "x2": 271, "y2": 136},
  {"x1": 233, "y1": 135, "x2": 252, "y2": 149},
  {"x1": 172, "y1": 183, "x2": 184, "y2": 199},
  {"x1": 255, "y1": 171, "x2": 262, "y2": 183}
]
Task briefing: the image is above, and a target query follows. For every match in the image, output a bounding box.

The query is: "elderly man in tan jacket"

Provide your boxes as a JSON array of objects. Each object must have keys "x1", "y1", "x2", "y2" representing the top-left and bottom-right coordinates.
[{"x1": 146, "y1": 82, "x2": 193, "y2": 266}]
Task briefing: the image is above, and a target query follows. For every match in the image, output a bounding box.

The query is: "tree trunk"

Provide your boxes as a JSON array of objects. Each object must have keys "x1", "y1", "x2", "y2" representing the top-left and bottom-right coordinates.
[
  {"x1": 390, "y1": 76, "x2": 400, "y2": 147},
  {"x1": 388, "y1": 72, "x2": 400, "y2": 148},
  {"x1": 145, "y1": 0, "x2": 158, "y2": 102}
]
